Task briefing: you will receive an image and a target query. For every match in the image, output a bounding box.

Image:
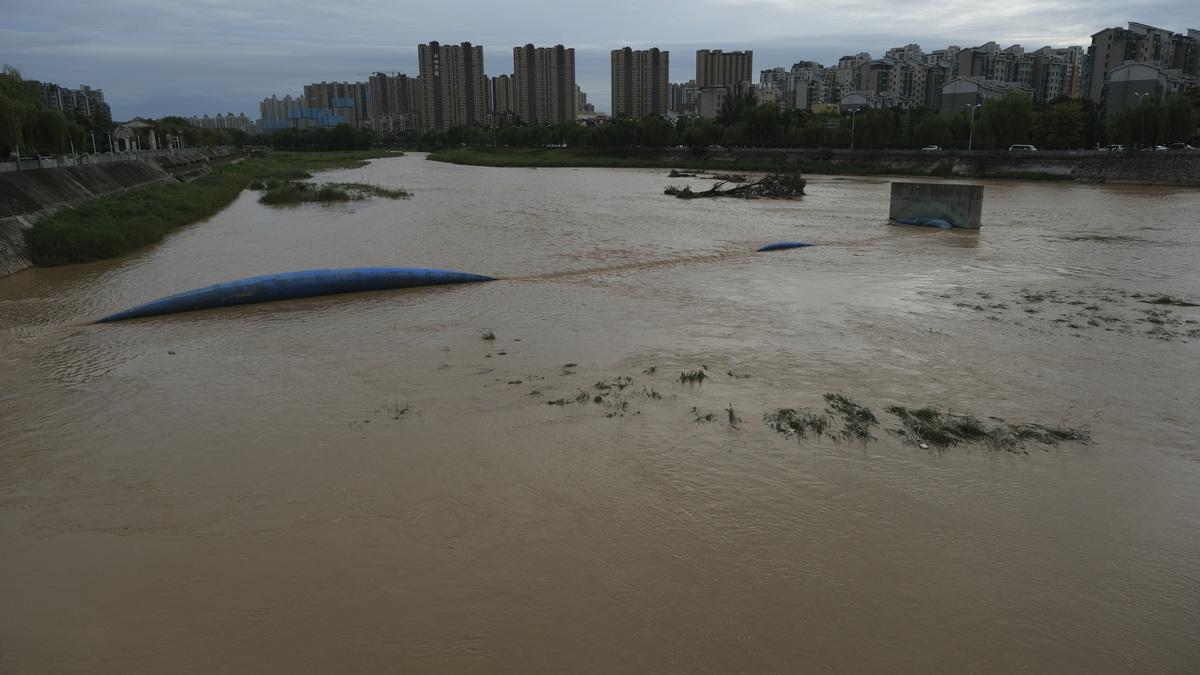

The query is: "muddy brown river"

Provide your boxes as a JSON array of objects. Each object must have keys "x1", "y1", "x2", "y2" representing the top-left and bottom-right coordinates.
[{"x1": 2, "y1": 156, "x2": 1199, "y2": 673}]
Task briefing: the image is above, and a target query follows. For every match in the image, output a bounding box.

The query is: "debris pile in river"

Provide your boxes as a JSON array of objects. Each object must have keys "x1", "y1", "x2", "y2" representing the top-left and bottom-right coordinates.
[{"x1": 664, "y1": 172, "x2": 806, "y2": 200}]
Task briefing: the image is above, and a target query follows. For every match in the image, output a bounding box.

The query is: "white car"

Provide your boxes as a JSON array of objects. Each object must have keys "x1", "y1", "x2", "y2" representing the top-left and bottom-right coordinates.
[
  {"x1": 921, "y1": 145, "x2": 942, "y2": 151},
  {"x1": 1008, "y1": 144, "x2": 1038, "y2": 151}
]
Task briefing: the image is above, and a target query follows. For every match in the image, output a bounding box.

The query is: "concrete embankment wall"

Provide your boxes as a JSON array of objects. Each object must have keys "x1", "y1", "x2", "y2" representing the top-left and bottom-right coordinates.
[
  {"x1": 0, "y1": 147, "x2": 241, "y2": 276},
  {"x1": 667, "y1": 149, "x2": 1200, "y2": 185},
  {"x1": 0, "y1": 161, "x2": 175, "y2": 277}
]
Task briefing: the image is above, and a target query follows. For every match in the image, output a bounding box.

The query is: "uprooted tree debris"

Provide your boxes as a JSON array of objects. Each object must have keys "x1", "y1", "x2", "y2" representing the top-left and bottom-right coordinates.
[{"x1": 665, "y1": 173, "x2": 806, "y2": 199}]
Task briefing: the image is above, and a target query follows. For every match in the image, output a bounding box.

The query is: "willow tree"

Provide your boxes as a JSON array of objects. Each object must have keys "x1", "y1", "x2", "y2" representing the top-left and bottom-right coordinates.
[{"x1": 978, "y1": 92, "x2": 1034, "y2": 149}]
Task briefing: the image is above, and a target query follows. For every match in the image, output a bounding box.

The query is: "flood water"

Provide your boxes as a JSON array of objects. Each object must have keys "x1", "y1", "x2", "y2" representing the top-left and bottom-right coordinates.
[{"x1": 2, "y1": 155, "x2": 1199, "y2": 673}]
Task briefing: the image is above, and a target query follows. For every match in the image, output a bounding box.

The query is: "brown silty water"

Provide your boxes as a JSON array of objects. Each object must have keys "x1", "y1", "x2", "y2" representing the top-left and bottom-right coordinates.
[{"x1": 1, "y1": 155, "x2": 1199, "y2": 673}]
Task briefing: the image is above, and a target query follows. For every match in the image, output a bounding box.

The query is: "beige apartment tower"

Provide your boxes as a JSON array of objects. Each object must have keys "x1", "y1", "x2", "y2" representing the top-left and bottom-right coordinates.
[
  {"x1": 367, "y1": 72, "x2": 421, "y2": 130},
  {"x1": 512, "y1": 44, "x2": 577, "y2": 124},
  {"x1": 418, "y1": 41, "x2": 487, "y2": 130},
  {"x1": 695, "y1": 49, "x2": 754, "y2": 88},
  {"x1": 611, "y1": 47, "x2": 670, "y2": 118},
  {"x1": 490, "y1": 75, "x2": 514, "y2": 113}
]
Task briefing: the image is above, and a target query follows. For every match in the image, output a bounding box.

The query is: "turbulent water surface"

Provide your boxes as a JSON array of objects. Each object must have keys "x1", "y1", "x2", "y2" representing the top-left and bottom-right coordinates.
[{"x1": 2, "y1": 155, "x2": 1199, "y2": 674}]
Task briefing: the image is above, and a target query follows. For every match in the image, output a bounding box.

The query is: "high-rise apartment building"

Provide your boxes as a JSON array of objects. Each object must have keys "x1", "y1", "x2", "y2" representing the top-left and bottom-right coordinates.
[
  {"x1": 187, "y1": 113, "x2": 258, "y2": 134},
  {"x1": 695, "y1": 50, "x2": 753, "y2": 88},
  {"x1": 512, "y1": 44, "x2": 576, "y2": 125},
  {"x1": 259, "y1": 95, "x2": 301, "y2": 131},
  {"x1": 611, "y1": 47, "x2": 670, "y2": 118},
  {"x1": 1084, "y1": 22, "x2": 1198, "y2": 104},
  {"x1": 368, "y1": 73, "x2": 421, "y2": 130},
  {"x1": 418, "y1": 41, "x2": 487, "y2": 130},
  {"x1": 35, "y1": 82, "x2": 111, "y2": 122},
  {"x1": 303, "y1": 81, "x2": 369, "y2": 126},
  {"x1": 490, "y1": 74, "x2": 513, "y2": 114},
  {"x1": 669, "y1": 80, "x2": 700, "y2": 115}
]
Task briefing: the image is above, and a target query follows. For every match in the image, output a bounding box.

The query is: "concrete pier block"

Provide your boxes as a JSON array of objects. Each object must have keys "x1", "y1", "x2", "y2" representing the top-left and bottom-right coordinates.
[{"x1": 889, "y1": 182, "x2": 984, "y2": 229}]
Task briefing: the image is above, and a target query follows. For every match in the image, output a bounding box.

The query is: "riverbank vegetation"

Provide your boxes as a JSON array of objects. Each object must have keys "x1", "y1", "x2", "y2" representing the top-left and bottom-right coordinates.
[{"x1": 27, "y1": 151, "x2": 389, "y2": 265}]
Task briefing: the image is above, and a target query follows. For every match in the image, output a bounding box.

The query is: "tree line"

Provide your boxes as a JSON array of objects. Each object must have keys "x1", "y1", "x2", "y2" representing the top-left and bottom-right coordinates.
[
  {"x1": 0, "y1": 66, "x2": 95, "y2": 158},
  {"x1": 2, "y1": 67, "x2": 246, "y2": 159},
  {"x1": 370, "y1": 86, "x2": 1197, "y2": 152}
]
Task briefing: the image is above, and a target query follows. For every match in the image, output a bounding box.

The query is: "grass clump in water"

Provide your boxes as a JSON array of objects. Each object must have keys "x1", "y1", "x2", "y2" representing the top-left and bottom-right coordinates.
[
  {"x1": 823, "y1": 393, "x2": 878, "y2": 442},
  {"x1": 886, "y1": 405, "x2": 1089, "y2": 452},
  {"x1": 679, "y1": 370, "x2": 708, "y2": 385},
  {"x1": 764, "y1": 408, "x2": 830, "y2": 439},
  {"x1": 726, "y1": 403, "x2": 742, "y2": 429},
  {"x1": 1143, "y1": 295, "x2": 1199, "y2": 307},
  {"x1": 258, "y1": 180, "x2": 408, "y2": 205},
  {"x1": 886, "y1": 406, "x2": 989, "y2": 447}
]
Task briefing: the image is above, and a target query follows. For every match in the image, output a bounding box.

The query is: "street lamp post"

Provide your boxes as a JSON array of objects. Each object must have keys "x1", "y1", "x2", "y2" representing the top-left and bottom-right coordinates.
[
  {"x1": 850, "y1": 107, "x2": 861, "y2": 151},
  {"x1": 1133, "y1": 91, "x2": 1150, "y2": 147},
  {"x1": 966, "y1": 103, "x2": 981, "y2": 152}
]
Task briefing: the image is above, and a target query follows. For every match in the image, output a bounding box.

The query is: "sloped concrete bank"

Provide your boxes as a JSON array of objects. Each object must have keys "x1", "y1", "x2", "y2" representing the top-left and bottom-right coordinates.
[{"x1": 0, "y1": 149, "x2": 240, "y2": 277}]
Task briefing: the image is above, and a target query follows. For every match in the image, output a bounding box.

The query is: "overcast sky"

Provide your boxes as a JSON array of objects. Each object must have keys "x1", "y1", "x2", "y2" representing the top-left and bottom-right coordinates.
[{"x1": 2, "y1": 0, "x2": 1195, "y2": 119}]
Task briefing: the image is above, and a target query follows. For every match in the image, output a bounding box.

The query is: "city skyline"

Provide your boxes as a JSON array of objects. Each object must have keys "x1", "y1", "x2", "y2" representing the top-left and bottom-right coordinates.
[{"x1": 4, "y1": 1, "x2": 1194, "y2": 119}]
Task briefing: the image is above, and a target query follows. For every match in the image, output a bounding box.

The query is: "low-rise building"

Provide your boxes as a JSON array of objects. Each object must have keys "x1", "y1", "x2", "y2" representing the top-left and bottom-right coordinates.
[
  {"x1": 1103, "y1": 62, "x2": 1195, "y2": 115},
  {"x1": 939, "y1": 76, "x2": 1030, "y2": 112}
]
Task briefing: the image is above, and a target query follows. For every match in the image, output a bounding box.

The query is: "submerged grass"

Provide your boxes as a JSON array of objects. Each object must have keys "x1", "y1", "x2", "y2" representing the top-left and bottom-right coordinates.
[
  {"x1": 764, "y1": 408, "x2": 830, "y2": 439},
  {"x1": 823, "y1": 393, "x2": 878, "y2": 442},
  {"x1": 765, "y1": 394, "x2": 1089, "y2": 453},
  {"x1": 28, "y1": 150, "x2": 389, "y2": 266},
  {"x1": 1143, "y1": 295, "x2": 1199, "y2": 307},
  {"x1": 886, "y1": 405, "x2": 1090, "y2": 452}
]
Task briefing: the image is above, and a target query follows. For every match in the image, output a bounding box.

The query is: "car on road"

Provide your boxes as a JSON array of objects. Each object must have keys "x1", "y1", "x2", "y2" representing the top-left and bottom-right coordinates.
[
  {"x1": 1168, "y1": 143, "x2": 1196, "y2": 150},
  {"x1": 1008, "y1": 144, "x2": 1038, "y2": 151},
  {"x1": 1099, "y1": 144, "x2": 1125, "y2": 151},
  {"x1": 921, "y1": 145, "x2": 942, "y2": 151},
  {"x1": 705, "y1": 144, "x2": 726, "y2": 151},
  {"x1": 1151, "y1": 145, "x2": 1169, "y2": 151}
]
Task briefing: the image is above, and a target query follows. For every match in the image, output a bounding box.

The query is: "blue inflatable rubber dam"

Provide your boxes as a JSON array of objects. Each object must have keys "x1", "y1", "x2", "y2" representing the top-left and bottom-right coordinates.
[
  {"x1": 894, "y1": 217, "x2": 954, "y2": 229},
  {"x1": 96, "y1": 267, "x2": 496, "y2": 323},
  {"x1": 757, "y1": 241, "x2": 815, "y2": 252}
]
